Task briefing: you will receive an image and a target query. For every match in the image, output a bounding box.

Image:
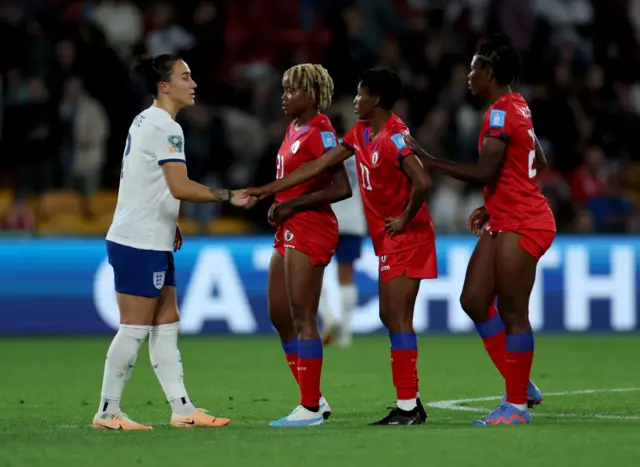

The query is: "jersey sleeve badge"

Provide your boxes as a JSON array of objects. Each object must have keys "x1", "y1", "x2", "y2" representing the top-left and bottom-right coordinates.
[
  {"x1": 390, "y1": 133, "x2": 407, "y2": 149},
  {"x1": 321, "y1": 131, "x2": 337, "y2": 150},
  {"x1": 168, "y1": 135, "x2": 184, "y2": 153},
  {"x1": 489, "y1": 110, "x2": 506, "y2": 129}
]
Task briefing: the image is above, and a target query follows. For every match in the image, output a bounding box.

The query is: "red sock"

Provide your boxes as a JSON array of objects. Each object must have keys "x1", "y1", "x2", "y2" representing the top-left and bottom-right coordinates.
[
  {"x1": 476, "y1": 303, "x2": 508, "y2": 379},
  {"x1": 505, "y1": 333, "x2": 534, "y2": 405},
  {"x1": 285, "y1": 353, "x2": 299, "y2": 385},
  {"x1": 391, "y1": 349, "x2": 418, "y2": 400},
  {"x1": 298, "y1": 339, "x2": 323, "y2": 408},
  {"x1": 281, "y1": 338, "x2": 299, "y2": 385}
]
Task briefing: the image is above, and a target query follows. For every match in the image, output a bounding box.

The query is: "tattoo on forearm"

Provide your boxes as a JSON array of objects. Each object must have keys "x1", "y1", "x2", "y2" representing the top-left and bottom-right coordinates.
[{"x1": 210, "y1": 188, "x2": 231, "y2": 202}]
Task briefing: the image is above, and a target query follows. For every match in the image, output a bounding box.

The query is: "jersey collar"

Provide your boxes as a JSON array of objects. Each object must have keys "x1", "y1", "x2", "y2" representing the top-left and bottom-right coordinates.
[
  {"x1": 288, "y1": 113, "x2": 323, "y2": 139},
  {"x1": 364, "y1": 113, "x2": 397, "y2": 149}
]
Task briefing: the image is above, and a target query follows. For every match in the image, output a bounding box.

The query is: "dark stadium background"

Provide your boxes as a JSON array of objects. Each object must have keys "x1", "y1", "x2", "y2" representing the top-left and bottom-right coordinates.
[
  {"x1": 1, "y1": 2, "x2": 640, "y2": 466},
  {"x1": 1, "y1": 0, "x2": 640, "y2": 235}
]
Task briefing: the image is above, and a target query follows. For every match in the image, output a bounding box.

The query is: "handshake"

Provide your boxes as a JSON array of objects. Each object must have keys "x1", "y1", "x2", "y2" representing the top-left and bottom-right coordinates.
[{"x1": 227, "y1": 186, "x2": 271, "y2": 209}]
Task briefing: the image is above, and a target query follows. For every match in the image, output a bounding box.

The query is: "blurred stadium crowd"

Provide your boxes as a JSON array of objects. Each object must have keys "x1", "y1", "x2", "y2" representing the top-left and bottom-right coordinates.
[{"x1": 1, "y1": 0, "x2": 640, "y2": 235}]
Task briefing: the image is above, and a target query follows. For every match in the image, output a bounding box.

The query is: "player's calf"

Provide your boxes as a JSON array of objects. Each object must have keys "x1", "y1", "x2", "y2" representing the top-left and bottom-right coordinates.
[
  {"x1": 94, "y1": 324, "x2": 149, "y2": 429},
  {"x1": 473, "y1": 304, "x2": 508, "y2": 379},
  {"x1": 297, "y1": 338, "x2": 323, "y2": 412},
  {"x1": 370, "y1": 331, "x2": 422, "y2": 426},
  {"x1": 388, "y1": 333, "x2": 419, "y2": 405}
]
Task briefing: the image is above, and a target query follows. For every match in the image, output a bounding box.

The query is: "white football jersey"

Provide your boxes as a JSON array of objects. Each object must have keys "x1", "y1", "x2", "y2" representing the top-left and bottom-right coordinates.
[
  {"x1": 106, "y1": 106, "x2": 185, "y2": 251},
  {"x1": 332, "y1": 155, "x2": 367, "y2": 236}
]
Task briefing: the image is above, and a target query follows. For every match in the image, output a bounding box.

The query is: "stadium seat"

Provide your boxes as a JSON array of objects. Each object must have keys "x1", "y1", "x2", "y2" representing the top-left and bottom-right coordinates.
[
  {"x1": 209, "y1": 217, "x2": 252, "y2": 235},
  {"x1": 628, "y1": 192, "x2": 640, "y2": 208},
  {"x1": 178, "y1": 219, "x2": 200, "y2": 236},
  {"x1": 38, "y1": 190, "x2": 82, "y2": 219},
  {"x1": 38, "y1": 213, "x2": 87, "y2": 235},
  {"x1": 90, "y1": 191, "x2": 118, "y2": 218},
  {"x1": 82, "y1": 213, "x2": 112, "y2": 236},
  {"x1": 0, "y1": 190, "x2": 13, "y2": 217}
]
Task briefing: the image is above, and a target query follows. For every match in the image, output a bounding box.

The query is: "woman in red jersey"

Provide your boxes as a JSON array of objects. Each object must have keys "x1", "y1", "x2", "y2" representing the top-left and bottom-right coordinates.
[
  {"x1": 245, "y1": 69, "x2": 433, "y2": 426},
  {"x1": 404, "y1": 34, "x2": 554, "y2": 426},
  {"x1": 266, "y1": 64, "x2": 352, "y2": 427}
]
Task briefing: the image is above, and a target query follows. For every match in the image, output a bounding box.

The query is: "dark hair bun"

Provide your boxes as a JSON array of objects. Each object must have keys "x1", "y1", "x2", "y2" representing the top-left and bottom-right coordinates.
[
  {"x1": 130, "y1": 55, "x2": 160, "y2": 96},
  {"x1": 130, "y1": 54, "x2": 180, "y2": 97}
]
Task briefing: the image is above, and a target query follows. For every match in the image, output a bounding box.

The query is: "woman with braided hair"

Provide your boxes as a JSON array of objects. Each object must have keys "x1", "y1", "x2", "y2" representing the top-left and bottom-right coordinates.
[{"x1": 265, "y1": 63, "x2": 352, "y2": 427}]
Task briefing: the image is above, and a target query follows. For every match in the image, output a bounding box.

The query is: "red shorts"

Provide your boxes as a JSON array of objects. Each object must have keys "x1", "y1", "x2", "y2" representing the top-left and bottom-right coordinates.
[
  {"x1": 274, "y1": 223, "x2": 338, "y2": 266},
  {"x1": 488, "y1": 227, "x2": 555, "y2": 260},
  {"x1": 517, "y1": 229, "x2": 555, "y2": 260},
  {"x1": 379, "y1": 243, "x2": 438, "y2": 282}
]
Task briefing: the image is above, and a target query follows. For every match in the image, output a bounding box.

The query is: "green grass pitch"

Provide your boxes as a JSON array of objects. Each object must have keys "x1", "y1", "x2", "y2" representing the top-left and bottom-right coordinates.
[{"x1": 1, "y1": 335, "x2": 639, "y2": 467}]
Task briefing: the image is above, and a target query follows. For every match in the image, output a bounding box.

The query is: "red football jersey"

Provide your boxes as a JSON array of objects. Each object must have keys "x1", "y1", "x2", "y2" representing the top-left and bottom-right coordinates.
[
  {"x1": 342, "y1": 113, "x2": 435, "y2": 256},
  {"x1": 480, "y1": 93, "x2": 556, "y2": 232},
  {"x1": 274, "y1": 113, "x2": 339, "y2": 229}
]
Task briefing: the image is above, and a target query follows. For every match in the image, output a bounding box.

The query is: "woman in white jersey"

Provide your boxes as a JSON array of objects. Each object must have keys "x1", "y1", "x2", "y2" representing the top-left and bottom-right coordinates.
[
  {"x1": 319, "y1": 155, "x2": 367, "y2": 348},
  {"x1": 93, "y1": 54, "x2": 252, "y2": 430}
]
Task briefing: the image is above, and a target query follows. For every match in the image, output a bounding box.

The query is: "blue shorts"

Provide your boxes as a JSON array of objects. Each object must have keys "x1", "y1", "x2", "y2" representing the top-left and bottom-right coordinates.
[
  {"x1": 106, "y1": 241, "x2": 175, "y2": 298},
  {"x1": 335, "y1": 234, "x2": 363, "y2": 264}
]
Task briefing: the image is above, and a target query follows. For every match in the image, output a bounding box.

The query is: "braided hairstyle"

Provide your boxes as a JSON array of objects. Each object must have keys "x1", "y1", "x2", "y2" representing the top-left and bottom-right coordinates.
[
  {"x1": 475, "y1": 34, "x2": 523, "y2": 86},
  {"x1": 284, "y1": 63, "x2": 334, "y2": 111}
]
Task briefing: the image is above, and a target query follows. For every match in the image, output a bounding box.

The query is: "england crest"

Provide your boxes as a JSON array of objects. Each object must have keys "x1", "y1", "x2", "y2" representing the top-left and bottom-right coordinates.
[
  {"x1": 153, "y1": 271, "x2": 166, "y2": 290},
  {"x1": 372, "y1": 151, "x2": 379, "y2": 164},
  {"x1": 291, "y1": 140, "x2": 300, "y2": 154},
  {"x1": 284, "y1": 230, "x2": 294, "y2": 242}
]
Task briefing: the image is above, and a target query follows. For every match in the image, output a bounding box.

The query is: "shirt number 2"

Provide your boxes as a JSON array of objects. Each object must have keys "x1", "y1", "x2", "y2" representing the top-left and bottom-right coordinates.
[
  {"x1": 120, "y1": 133, "x2": 132, "y2": 179},
  {"x1": 276, "y1": 154, "x2": 284, "y2": 179},
  {"x1": 527, "y1": 129, "x2": 537, "y2": 179}
]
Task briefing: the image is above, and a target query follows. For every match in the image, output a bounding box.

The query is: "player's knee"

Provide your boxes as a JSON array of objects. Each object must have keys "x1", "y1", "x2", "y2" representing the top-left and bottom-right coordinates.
[
  {"x1": 293, "y1": 312, "x2": 319, "y2": 339},
  {"x1": 120, "y1": 314, "x2": 154, "y2": 326},
  {"x1": 499, "y1": 308, "x2": 530, "y2": 334},
  {"x1": 153, "y1": 308, "x2": 179, "y2": 326},
  {"x1": 459, "y1": 292, "x2": 471, "y2": 313},
  {"x1": 118, "y1": 295, "x2": 156, "y2": 326},
  {"x1": 269, "y1": 307, "x2": 296, "y2": 337},
  {"x1": 379, "y1": 309, "x2": 409, "y2": 333},
  {"x1": 378, "y1": 308, "x2": 391, "y2": 329},
  {"x1": 460, "y1": 290, "x2": 484, "y2": 319}
]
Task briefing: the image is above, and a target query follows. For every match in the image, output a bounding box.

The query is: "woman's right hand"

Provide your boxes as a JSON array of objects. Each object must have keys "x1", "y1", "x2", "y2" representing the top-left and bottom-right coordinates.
[{"x1": 468, "y1": 206, "x2": 489, "y2": 237}]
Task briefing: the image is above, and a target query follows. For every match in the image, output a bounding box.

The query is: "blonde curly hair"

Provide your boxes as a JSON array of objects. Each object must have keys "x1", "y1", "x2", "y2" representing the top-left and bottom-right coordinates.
[{"x1": 283, "y1": 63, "x2": 334, "y2": 111}]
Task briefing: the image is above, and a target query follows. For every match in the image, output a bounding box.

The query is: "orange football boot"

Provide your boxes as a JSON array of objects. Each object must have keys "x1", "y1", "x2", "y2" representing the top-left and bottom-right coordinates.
[
  {"x1": 171, "y1": 408, "x2": 230, "y2": 428},
  {"x1": 92, "y1": 411, "x2": 153, "y2": 430}
]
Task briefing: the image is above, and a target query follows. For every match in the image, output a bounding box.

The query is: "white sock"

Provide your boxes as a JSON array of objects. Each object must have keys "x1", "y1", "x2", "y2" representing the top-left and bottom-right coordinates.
[
  {"x1": 317, "y1": 286, "x2": 334, "y2": 328},
  {"x1": 506, "y1": 401, "x2": 528, "y2": 411},
  {"x1": 397, "y1": 398, "x2": 417, "y2": 411},
  {"x1": 149, "y1": 322, "x2": 196, "y2": 416},
  {"x1": 339, "y1": 284, "x2": 357, "y2": 330},
  {"x1": 98, "y1": 324, "x2": 150, "y2": 415}
]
